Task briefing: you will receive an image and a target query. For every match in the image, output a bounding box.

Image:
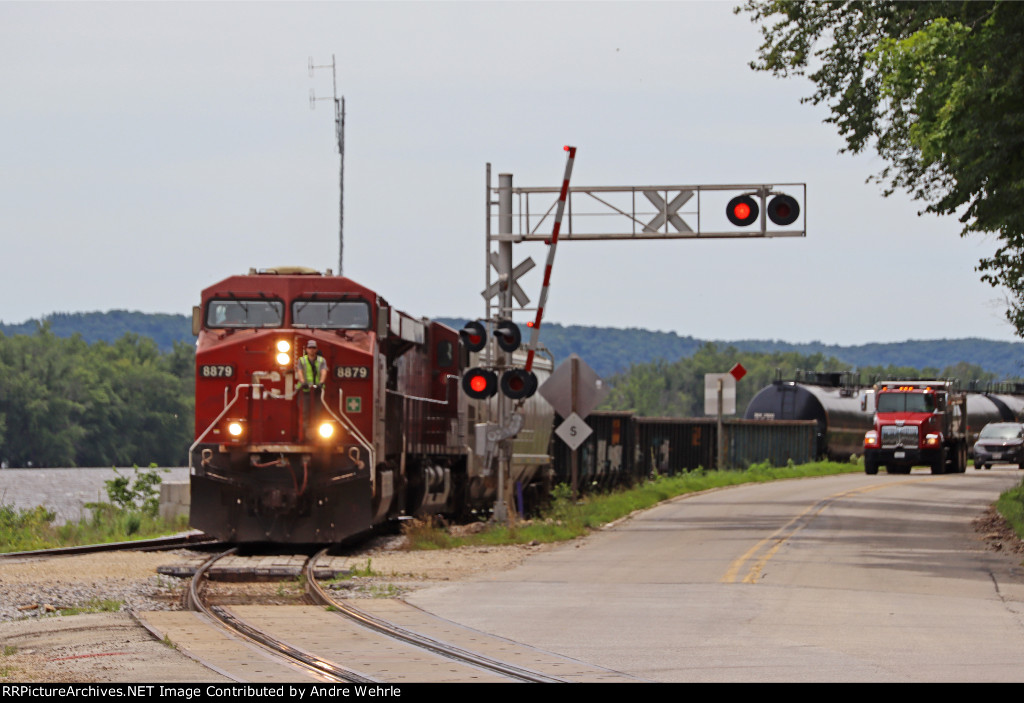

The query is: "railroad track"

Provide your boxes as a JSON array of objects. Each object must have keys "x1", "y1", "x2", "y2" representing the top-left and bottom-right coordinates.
[
  {"x1": 0, "y1": 532, "x2": 221, "y2": 559},
  {"x1": 303, "y1": 548, "x2": 566, "y2": 683},
  {"x1": 186, "y1": 548, "x2": 372, "y2": 683},
  {"x1": 172, "y1": 548, "x2": 628, "y2": 683}
]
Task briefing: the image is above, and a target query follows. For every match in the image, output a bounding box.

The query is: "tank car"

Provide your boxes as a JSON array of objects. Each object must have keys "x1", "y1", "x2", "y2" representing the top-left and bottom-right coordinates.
[
  {"x1": 189, "y1": 267, "x2": 553, "y2": 543},
  {"x1": 744, "y1": 374, "x2": 1024, "y2": 461},
  {"x1": 744, "y1": 374, "x2": 871, "y2": 460}
]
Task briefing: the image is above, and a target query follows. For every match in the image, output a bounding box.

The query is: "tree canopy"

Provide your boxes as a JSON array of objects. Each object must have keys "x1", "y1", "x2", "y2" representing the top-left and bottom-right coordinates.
[
  {"x1": 0, "y1": 326, "x2": 193, "y2": 467},
  {"x1": 738, "y1": 1, "x2": 1024, "y2": 334}
]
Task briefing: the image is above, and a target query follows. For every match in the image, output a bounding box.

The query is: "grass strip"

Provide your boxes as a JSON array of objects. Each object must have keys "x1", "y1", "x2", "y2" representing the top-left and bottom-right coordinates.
[
  {"x1": 404, "y1": 460, "x2": 863, "y2": 549},
  {"x1": 996, "y1": 479, "x2": 1024, "y2": 541}
]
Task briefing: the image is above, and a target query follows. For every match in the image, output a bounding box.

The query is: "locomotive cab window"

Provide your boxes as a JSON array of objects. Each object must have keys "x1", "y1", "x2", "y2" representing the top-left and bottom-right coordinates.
[
  {"x1": 206, "y1": 299, "x2": 284, "y2": 328},
  {"x1": 292, "y1": 299, "x2": 371, "y2": 329}
]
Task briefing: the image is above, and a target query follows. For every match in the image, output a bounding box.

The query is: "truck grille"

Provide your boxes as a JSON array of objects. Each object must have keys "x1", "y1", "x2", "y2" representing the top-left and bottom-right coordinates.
[{"x1": 881, "y1": 425, "x2": 918, "y2": 447}]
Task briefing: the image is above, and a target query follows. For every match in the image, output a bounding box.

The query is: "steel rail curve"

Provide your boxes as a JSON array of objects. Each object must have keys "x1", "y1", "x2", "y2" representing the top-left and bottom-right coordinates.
[
  {"x1": 304, "y1": 548, "x2": 567, "y2": 683},
  {"x1": 186, "y1": 548, "x2": 375, "y2": 683}
]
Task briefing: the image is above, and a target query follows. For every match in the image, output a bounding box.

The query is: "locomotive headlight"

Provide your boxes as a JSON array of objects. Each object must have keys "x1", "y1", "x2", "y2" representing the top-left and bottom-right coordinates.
[
  {"x1": 276, "y1": 340, "x2": 291, "y2": 353},
  {"x1": 227, "y1": 421, "x2": 245, "y2": 437},
  {"x1": 318, "y1": 422, "x2": 336, "y2": 440},
  {"x1": 276, "y1": 352, "x2": 291, "y2": 366}
]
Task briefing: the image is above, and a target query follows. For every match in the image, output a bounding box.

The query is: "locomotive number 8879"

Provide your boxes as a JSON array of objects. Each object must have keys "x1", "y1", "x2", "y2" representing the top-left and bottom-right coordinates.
[{"x1": 189, "y1": 266, "x2": 553, "y2": 543}]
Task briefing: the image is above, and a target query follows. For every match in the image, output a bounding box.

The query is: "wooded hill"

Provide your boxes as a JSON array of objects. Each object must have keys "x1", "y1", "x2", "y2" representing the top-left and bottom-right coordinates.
[{"x1": 3, "y1": 311, "x2": 1022, "y2": 378}]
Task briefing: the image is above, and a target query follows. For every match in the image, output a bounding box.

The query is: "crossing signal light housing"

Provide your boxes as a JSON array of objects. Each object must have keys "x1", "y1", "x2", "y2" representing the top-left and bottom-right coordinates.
[
  {"x1": 493, "y1": 320, "x2": 522, "y2": 353},
  {"x1": 726, "y1": 195, "x2": 759, "y2": 227},
  {"x1": 767, "y1": 194, "x2": 800, "y2": 226},
  {"x1": 462, "y1": 368, "x2": 497, "y2": 399},
  {"x1": 460, "y1": 321, "x2": 487, "y2": 353},
  {"x1": 501, "y1": 368, "x2": 538, "y2": 400}
]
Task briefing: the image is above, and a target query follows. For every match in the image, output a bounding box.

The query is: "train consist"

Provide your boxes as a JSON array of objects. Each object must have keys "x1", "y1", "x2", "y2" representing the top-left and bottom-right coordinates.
[
  {"x1": 744, "y1": 373, "x2": 1024, "y2": 461},
  {"x1": 189, "y1": 267, "x2": 552, "y2": 543}
]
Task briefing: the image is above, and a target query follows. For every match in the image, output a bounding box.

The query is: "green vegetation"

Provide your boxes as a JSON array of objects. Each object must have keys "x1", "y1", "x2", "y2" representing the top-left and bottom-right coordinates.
[
  {"x1": 996, "y1": 480, "x2": 1024, "y2": 541},
  {"x1": 59, "y1": 598, "x2": 123, "y2": 616},
  {"x1": 0, "y1": 465, "x2": 187, "y2": 553},
  {"x1": 0, "y1": 325, "x2": 193, "y2": 467},
  {"x1": 739, "y1": 1, "x2": 1024, "y2": 337},
  {"x1": 404, "y1": 460, "x2": 862, "y2": 549}
]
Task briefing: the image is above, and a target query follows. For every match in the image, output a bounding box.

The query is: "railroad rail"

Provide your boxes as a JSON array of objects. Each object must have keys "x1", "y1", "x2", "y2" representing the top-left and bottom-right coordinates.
[
  {"x1": 186, "y1": 548, "x2": 373, "y2": 683},
  {"x1": 175, "y1": 548, "x2": 604, "y2": 682},
  {"x1": 303, "y1": 548, "x2": 567, "y2": 683},
  {"x1": 0, "y1": 532, "x2": 220, "y2": 560}
]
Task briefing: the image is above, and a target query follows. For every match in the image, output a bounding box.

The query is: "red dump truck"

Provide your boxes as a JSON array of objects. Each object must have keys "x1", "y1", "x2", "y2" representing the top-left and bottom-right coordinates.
[{"x1": 862, "y1": 380, "x2": 968, "y2": 475}]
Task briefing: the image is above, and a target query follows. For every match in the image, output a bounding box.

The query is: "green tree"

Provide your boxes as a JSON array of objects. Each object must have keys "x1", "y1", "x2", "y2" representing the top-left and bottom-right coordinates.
[{"x1": 738, "y1": 1, "x2": 1024, "y2": 334}]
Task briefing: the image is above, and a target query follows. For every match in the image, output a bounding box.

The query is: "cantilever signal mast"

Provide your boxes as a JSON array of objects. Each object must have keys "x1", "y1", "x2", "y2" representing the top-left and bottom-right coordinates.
[{"x1": 309, "y1": 55, "x2": 346, "y2": 276}]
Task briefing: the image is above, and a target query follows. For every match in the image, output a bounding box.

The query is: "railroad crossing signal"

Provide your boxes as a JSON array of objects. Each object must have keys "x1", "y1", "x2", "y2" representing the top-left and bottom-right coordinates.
[
  {"x1": 460, "y1": 319, "x2": 539, "y2": 400},
  {"x1": 726, "y1": 193, "x2": 801, "y2": 228}
]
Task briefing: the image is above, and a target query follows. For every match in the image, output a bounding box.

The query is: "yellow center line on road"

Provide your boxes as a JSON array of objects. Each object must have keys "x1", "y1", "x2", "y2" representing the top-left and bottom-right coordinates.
[{"x1": 720, "y1": 475, "x2": 949, "y2": 584}]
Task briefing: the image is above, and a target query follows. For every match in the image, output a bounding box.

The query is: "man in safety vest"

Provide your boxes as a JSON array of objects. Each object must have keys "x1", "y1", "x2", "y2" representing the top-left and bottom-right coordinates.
[{"x1": 296, "y1": 340, "x2": 328, "y2": 439}]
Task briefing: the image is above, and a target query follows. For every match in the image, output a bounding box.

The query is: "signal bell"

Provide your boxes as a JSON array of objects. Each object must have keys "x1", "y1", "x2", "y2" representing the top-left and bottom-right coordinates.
[
  {"x1": 460, "y1": 321, "x2": 487, "y2": 353},
  {"x1": 493, "y1": 320, "x2": 521, "y2": 353},
  {"x1": 462, "y1": 368, "x2": 497, "y2": 400}
]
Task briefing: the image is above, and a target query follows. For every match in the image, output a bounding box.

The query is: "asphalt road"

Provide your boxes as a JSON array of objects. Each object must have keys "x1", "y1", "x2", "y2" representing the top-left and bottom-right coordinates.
[{"x1": 407, "y1": 467, "x2": 1024, "y2": 682}]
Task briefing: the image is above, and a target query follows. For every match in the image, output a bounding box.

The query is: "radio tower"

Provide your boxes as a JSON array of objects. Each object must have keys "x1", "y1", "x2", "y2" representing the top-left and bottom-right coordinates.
[{"x1": 309, "y1": 55, "x2": 346, "y2": 276}]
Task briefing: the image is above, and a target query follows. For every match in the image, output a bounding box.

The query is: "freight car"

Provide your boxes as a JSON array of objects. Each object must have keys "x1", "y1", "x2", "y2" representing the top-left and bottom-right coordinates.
[
  {"x1": 188, "y1": 267, "x2": 553, "y2": 543},
  {"x1": 744, "y1": 374, "x2": 1024, "y2": 461}
]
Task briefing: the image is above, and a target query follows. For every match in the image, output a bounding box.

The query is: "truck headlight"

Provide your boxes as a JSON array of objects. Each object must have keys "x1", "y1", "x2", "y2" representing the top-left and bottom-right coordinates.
[
  {"x1": 864, "y1": 431, "x2": 879, "y2": 448},
  {"x1": 924, "y1": 433, "x2": 941, "y2": 447}
]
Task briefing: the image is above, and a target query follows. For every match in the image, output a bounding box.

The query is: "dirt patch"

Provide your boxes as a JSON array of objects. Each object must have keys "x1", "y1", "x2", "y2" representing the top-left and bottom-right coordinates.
[{"x1": 973, "y1": 506, "x2": 1024, "y2": 555}]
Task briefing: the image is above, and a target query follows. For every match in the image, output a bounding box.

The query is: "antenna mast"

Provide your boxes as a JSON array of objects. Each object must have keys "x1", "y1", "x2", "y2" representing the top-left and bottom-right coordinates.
[{"x1": 309, "y1": 55, "x2": 346, "y2": 276}]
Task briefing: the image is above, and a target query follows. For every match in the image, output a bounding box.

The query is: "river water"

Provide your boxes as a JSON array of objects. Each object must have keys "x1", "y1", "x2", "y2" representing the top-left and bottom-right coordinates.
[{"x1": 0, "y1": 467, "x2": 190, "y2": 524}]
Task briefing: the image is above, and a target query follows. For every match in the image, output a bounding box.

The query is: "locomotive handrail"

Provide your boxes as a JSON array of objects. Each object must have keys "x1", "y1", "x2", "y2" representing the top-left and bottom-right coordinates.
[
  {"x1": 189, "y1": 384, "x2": 250, "y2": 472},
  {"x1": 319, "y1": 388, "x2": 376, "y2": 478},
  {"x1": 384, "y1": 374, "x2": 459, "y2": 406}
]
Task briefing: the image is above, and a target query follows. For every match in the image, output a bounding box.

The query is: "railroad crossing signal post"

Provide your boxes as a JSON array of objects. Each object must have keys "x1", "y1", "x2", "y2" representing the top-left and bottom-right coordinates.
[{"x1": 480, "y1": 154, "x2": 800, "y2": 505}]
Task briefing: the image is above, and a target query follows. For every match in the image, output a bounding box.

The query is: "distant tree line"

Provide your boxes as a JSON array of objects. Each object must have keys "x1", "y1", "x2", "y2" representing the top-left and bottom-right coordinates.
[
  {"x1": 599, "y1": 342, "x2": 999, "y2": 418},
  {"x1": 0, "y1": 326, "x2": 193, "y2": 468}
]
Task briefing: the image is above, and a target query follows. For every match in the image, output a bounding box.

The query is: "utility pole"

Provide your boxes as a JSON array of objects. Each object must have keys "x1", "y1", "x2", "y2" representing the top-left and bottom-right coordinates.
[{"x1": 309, "y1": 55, "x2": 346, "y2": 276}]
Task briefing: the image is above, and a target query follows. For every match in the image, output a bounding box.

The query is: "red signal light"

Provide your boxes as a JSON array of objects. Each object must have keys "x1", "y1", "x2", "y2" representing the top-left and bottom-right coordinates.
[
  {"x1": 767, "y1": 194, "x2": 800, "y2": 226},
  {"x1": 726, "y1": 195, "x2": 759, "y2": 227},
  {"x1": 501, "y1": 368, "x2": 538, "y2": 400},
  {"x1": 494, "y1": 320, "x2": 521, "y2": 353},
  {"x1": 462, "y1": 368, "x2": 497, "y2": 400},
  {"x1": 460, "y1": 321, "x2": 488, "y2": 353}
]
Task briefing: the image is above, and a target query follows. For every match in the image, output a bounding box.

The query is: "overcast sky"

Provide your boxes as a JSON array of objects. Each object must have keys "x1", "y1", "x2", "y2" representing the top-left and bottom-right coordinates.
[{"x1": 1, "y1": 1, "x2": 1016, "y2": 346}]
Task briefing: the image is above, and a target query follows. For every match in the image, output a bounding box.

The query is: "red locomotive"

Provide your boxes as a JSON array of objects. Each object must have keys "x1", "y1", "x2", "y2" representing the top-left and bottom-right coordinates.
[{"x1": 189, "y1": 267, "x2": 553, "y2": 543}]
